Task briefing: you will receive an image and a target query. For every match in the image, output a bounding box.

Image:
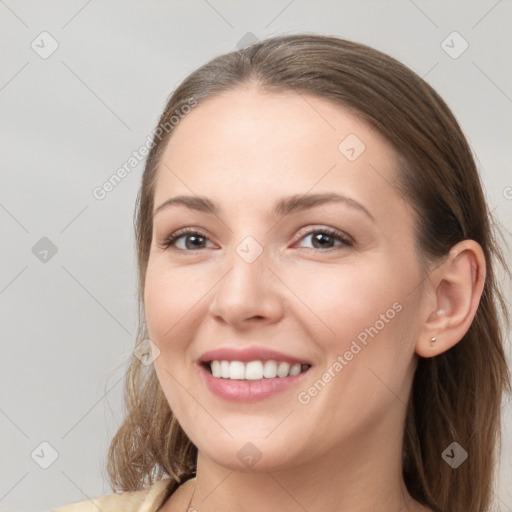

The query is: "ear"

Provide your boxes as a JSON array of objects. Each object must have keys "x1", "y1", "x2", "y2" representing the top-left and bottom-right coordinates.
[{"x1": 415, "y1": 240, "x2": 486, "y2": 358}]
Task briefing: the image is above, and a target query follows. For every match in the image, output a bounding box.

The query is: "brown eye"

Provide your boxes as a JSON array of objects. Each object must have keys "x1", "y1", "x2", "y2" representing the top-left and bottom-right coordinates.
[
  {"x1": 162, "y1": 229, "x2": 214, "y2": 251},
  {"x1": 295, "y1": 228, "x2": 352, "y2": 250}
]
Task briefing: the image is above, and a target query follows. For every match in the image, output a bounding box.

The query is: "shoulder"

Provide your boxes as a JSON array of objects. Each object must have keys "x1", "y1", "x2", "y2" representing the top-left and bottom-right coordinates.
[{"x1": 51, "y1": 478, "x2": 173, "y2": 512}]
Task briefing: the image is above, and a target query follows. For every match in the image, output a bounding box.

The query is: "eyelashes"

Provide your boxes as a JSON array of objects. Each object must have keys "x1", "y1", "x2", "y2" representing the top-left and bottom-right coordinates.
[
  {"x1": 295, "y1": 227, "x2": 353, "y2": 249},
  {"x1": 161, "y1": 228, "x2": 215, "y2": 251},
  {"x1": 159, "y1": 226, "x2": 353, "y2": 252}
]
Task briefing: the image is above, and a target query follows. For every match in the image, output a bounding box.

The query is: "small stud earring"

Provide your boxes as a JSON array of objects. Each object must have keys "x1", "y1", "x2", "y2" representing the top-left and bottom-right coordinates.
[{"x1": 431, "y1": 337, "x2": 437, "y2": 343}]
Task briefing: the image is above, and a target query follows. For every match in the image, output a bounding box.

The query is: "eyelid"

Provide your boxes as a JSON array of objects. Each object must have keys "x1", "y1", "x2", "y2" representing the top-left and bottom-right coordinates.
[
  {"x1": 159, "y1": 227, "x2": 214, "y2": 251},
  {"x1": 293, "y1": 225, "x2": 353, "y2": 246}
]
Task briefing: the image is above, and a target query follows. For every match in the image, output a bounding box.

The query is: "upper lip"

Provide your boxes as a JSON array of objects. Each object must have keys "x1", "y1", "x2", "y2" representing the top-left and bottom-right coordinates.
[{"x1": 198, "y1": 346, "x2": 312, "y2": 365}]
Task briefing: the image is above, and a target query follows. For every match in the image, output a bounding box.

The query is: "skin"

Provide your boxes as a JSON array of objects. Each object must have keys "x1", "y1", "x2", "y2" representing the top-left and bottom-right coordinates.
[{"x1": 144, "y1": 86, "x2": 485, "y2": 512}]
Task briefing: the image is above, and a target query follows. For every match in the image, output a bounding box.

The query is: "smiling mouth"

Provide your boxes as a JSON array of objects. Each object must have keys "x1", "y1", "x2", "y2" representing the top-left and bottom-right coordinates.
[{"x1": 202, "y1": 360, "x2": 312, "y2": 380}]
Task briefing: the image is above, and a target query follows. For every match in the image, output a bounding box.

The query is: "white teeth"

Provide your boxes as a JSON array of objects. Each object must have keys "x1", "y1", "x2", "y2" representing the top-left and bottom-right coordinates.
[
  {"x1": 245, "y1": 361, "x2": 263, "y2": 380},
  {"x1": 211, "y1": 360, "x2": 221, "y2": 378},
  {"x1": 263, "y1": 360, "x2": 277, "y2": 378},
  {"x1": 220, "y1": 360, "x2": 230, "y2": 378},
  {"x1": 207, "y1": 359, "x2": 310, "y2": 380},
  {"x1": 229, "y1": 361, "x2": 245, "y2": 379},
  {"x1": 276, "y1": 362, "x2": 290, "y2": 377},
  {"x1": 289, "y1": 363, "x2": 301, "y2": 376}
]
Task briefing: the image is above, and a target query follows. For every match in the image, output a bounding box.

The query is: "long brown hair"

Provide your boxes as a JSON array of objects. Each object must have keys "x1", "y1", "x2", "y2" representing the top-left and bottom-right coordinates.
[{"x1": 105, "y1": 34, "x2": 511, "y2": 512}]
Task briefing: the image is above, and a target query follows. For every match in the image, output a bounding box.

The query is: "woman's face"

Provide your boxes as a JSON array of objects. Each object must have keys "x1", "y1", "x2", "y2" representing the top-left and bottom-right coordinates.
[{"x1": 144, "y1": 87, "x2": 429, "y2": 472}]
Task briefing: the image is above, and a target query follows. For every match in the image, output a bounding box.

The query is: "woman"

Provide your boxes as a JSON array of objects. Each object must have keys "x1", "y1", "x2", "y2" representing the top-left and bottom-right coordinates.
[{"x1": 54, "y1": 34, "x2": 510, "y2": 512}]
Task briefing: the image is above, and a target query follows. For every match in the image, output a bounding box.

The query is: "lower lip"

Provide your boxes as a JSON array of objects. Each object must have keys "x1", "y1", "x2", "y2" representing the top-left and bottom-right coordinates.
[{"x1": 198, "y1": 363, "x2": 311, "y2": 403}]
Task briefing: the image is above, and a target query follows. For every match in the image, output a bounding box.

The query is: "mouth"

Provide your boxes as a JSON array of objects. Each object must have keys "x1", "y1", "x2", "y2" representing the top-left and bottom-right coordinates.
[
  {"x1": 197, "y1": 348, "x2": 312, "y2": 402},
  {"x1": 197, "y1": 346, "x2": 313, "y2": 402},
  {"x1": 201, "y1": 360, "x2": 312, "y2": 380}
]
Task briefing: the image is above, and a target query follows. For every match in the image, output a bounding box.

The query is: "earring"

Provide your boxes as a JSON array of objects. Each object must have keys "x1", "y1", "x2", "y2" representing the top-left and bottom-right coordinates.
[{"x1": 430, "y1": 337, "x2": 437, "y2": 343}]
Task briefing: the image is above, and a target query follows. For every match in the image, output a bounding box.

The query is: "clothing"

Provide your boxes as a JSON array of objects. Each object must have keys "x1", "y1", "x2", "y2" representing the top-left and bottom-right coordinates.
[{"x1": 52, "y1": 478, "x2": 173, "y2": 512}]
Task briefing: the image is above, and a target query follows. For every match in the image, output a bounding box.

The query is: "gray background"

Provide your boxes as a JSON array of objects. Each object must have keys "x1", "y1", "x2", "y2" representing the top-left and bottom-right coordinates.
[{"x1": 1, "y1": 1, "x2": 511, "y2": 511}]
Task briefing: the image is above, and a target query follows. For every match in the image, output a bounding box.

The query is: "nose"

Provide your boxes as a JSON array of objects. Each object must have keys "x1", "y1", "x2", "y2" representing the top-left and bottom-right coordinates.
[{"x1": 208, "y1": 242, "x2": 285, "y2": 329}]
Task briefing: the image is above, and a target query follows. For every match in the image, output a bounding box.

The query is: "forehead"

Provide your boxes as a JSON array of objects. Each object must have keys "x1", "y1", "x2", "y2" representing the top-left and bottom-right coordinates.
[{"x1": 154, "y1": 87, "x2": 406, "y2": 222}]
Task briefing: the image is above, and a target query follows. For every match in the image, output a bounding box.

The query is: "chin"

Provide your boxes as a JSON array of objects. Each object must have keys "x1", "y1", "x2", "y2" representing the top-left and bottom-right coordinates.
[{"x1": 196, "y1": 436, "x2": 307, "y2": 474}]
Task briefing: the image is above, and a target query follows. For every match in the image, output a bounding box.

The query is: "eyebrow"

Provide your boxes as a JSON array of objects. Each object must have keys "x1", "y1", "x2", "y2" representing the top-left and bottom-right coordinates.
[{"x1": 153, "y1": 192, "x2": 374, "y2": 221}]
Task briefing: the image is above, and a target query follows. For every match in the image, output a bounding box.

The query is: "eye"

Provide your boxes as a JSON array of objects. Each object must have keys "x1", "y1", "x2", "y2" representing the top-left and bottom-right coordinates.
[
  {"x1": 294, "y1": 227, "x2": 353, "y2": 250},
  {"x1": 160, "y1": 226, "x2": 353, "y2": 252},
  {"x1": 160, "y1": 228, "x2": 215, "y2": 251}
]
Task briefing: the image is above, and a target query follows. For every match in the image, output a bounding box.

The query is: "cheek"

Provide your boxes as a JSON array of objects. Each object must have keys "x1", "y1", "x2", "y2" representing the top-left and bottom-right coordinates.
[
  {"x1": 292, "y1": 260, "x2": 402, "y2": 336},
  {"x1": 143, "y1": 261, "x2": 205, "y2": 348},
  {"x1": 289, "y1": 257, "x2": 417, "y2": 383},
  {"x1": 143, "y1": 262, "x2": 207, "y2": 423}
]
